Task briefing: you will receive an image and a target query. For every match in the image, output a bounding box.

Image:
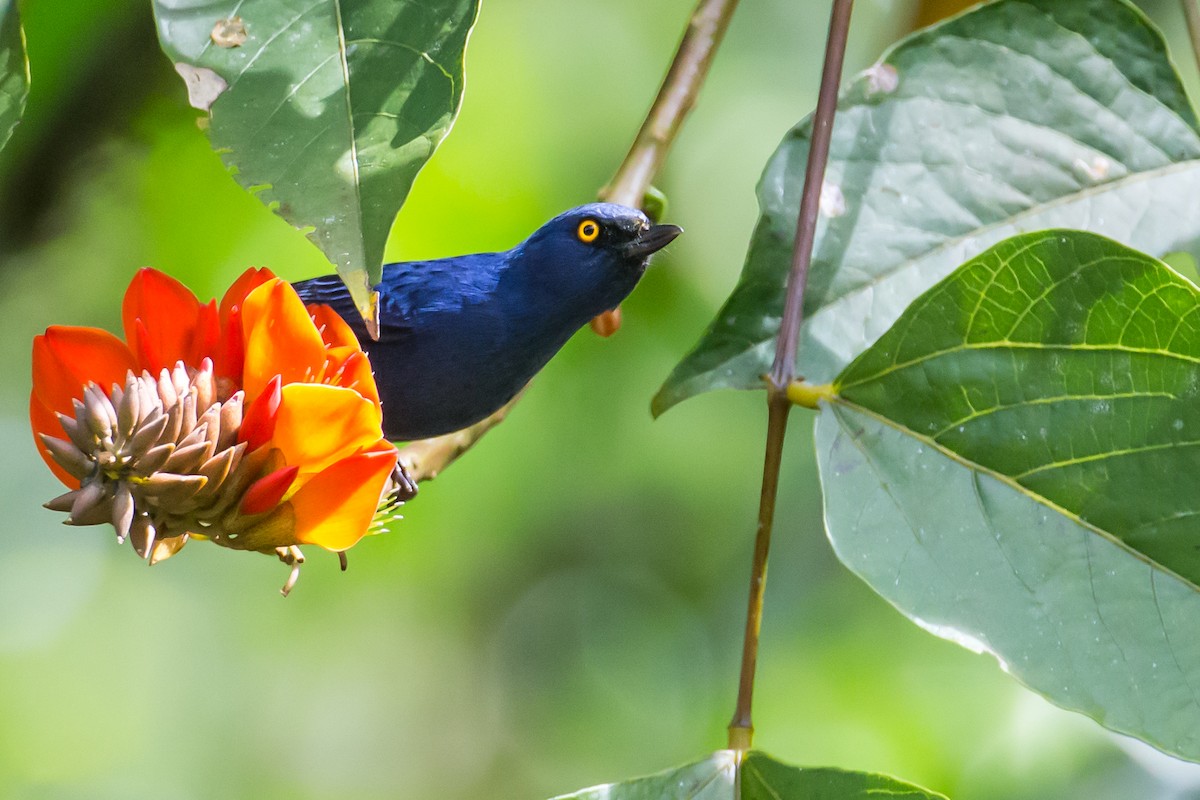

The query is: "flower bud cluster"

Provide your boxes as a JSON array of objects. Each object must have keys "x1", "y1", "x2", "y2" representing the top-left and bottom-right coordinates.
[{"x1": 41, "y1": 360, "x2": 259, "y2": 563}]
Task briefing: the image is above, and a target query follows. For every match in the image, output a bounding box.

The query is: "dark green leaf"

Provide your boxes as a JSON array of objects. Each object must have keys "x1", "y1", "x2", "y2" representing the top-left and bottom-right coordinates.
[
  {"x1": 655, "y1": 0, "x2": 1200, "y2": 415},
  {"x1": 820, "y1": 230, "x2": 1200, "y2": 760},
  {"x1": 0, "y1": 0, "x2": 28, "y2": 154},
  {"x1": 152, "y1": 0, "x2": 478, "y2": 318},
  {"x1": 550, "y1": 751, "x2": 945, "y2": 799}
]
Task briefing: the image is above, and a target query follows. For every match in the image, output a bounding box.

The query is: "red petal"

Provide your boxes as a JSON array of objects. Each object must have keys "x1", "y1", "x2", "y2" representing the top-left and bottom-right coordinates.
[
  {"x1": 239, "y1": 374, "x2": 281, "y2": 451},
  {"x1": 122, "y1": 268, "x2": 204, "y2": 374},
  {"x1": 214, "y1": 305, "x2": 244, "y2": 385},
  {"x1": 32, "y1": 327, "x2": 136, "y2": 415},
  {"x1": 194, "y1": 300, "x2": 221, "y2": 365},
  {"x1": 133, "y1": 318, "x2": 159, "y2": 372},
  {"x1": 239, "y1": 465, "x2": 299, "y2": 516},
  {"x1": 219, "y1": 267, "x2": 276, "y2": 327}
]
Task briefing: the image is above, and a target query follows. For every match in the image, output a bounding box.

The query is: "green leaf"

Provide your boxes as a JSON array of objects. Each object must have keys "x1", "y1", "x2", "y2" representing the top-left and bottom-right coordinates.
[
  {"x1": 819, "y1": 230, "x2": 1200, "y2": 760},
  {"x1": 0, "y1": 0, "x2": 28, "y2": 154},
  {"x1": 152, "y1": 0, "x2": 479, "y2": 318},
  {"x1": 550, "y1": 751, "x2": 945, "y2": 800},
  {"x1": 550, "y1": 751, "x2": 736, "y2": 800},
  {"x1": 654, "y1": 0, "x2": 1200, "y2": 415},
  {"x1": 740, "y1": 753, "x2": 947, "y2": 800}
]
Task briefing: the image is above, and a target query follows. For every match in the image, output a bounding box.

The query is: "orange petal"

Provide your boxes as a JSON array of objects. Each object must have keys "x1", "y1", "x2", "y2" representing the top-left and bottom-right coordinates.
[
  {"x1": 30, "y1": 393, "x2": 80, "y2": 488},
  {"x1": 122, "y1": 268, "x2": 204, "y2": 374},
  {"x1": 267, "y1": 383, "x2": 384, "y2": 480},
  {"x1": 324, "y1": 347, "x2": 380, "y2": 407},
  {"x1": 216, "y1": 269, "x2": 274, "y2": 384},
  {"x1": 32, "y1": 326, "x2": 136, "y2": 415},
  {"x1": 307, "y1": 303, "x2": 360, "y2": 349},
  {"x1": 240, "y1": 280, "x2": 327, "y2": 400},
  {"x1": 239, "y1": 465, "x2": 299, "y2": 516},
  {"x1": 240, "y1": 374, "x2": 281, "y2": 451},
  {"x1": 288, "y1": 445, "x2": 397, "y2": 551},
  {"x1": 219, "y1": 267, "x2": 276, "y2": 327}
]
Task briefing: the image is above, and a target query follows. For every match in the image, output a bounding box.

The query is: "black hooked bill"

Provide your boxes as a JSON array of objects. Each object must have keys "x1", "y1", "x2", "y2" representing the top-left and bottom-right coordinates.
[{"x1": 624, "y1": 224, "x2": 683, "y2": 259}]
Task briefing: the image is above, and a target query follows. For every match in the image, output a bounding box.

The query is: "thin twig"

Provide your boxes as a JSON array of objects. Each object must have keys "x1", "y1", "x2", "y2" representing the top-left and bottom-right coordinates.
[
  {"x1": 397, "y1": 391, "x2": 524, "y2": 482},
  {"x1": 395, "y1": 0, "x2": 740, "y2": 483},
  {"x1": 592, "y1": 0, "x2": 740, "y2": 336},
  {"x1": 601, "y1": 0, "x2": 740, "y2": 207},
  {"x1": 728, "y1": 0, "x2": 854, "y2": 752},
  {"x1": 1183, "y1": 0, "x2": 1200, "y2": 80}
]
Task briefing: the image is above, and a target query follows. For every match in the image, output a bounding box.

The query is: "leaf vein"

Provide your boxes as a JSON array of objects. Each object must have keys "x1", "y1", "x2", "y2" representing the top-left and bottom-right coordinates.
[
  {"x1": 1015, "y1": 438, "x2": 1200, "y2": 481},
  {"x1": 931, "y1": 390, "x2": 1177, "y2": 440},
  {"x1": 841, "y1": 341, "x2": 1200, "y2": 392}
]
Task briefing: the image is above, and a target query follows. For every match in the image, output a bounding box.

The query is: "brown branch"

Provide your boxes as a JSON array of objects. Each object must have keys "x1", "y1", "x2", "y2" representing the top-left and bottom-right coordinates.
[
  {"x1": 396, "y1": 0, "x2": 740, "y2": 483},
  {"x1": 397, "y1": 390, "x2": 524, "y2": 482},
  {"x1": 592, "y1": 0, "x2": 740, "y2": 336},
  {"x1": 728, "y1": 0, "x2": 854, "y2": 752},
  {"x1": 600, "y1": 0, "x2": 740, "y2": 207}
]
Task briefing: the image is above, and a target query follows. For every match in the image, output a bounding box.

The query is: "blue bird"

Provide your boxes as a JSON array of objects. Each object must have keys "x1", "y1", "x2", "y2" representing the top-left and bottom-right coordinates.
[{"x1": 293, "y1": 203, "x2": 681, "y2": 441}]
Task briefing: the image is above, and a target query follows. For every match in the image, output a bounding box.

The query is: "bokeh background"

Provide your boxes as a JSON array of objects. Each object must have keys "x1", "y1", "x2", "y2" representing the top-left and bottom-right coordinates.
[{"x1": 3, "y1": 0, "x2": 1200, "y2": 797}]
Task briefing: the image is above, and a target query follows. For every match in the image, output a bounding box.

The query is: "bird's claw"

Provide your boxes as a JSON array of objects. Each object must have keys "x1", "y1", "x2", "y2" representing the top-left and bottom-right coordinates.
[{"x1": 387, "y1": 462, "x2": 419, "y2": 505}]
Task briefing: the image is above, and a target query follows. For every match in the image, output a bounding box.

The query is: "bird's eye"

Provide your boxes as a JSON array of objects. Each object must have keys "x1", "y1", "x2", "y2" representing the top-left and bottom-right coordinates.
[{"x1": 577, "y1": 219, "x2": 601, "y2": 243}]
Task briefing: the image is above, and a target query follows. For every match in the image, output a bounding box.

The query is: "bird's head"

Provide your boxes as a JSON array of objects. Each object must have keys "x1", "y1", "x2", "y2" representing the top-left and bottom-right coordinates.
[{"x1": 510, "y1": 203, "x2": 682, "y2": 319}]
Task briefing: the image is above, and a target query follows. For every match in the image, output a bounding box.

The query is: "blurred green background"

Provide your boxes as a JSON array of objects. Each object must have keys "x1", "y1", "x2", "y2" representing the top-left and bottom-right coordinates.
[{"x1": 3, "y1": 0, "x2": 1200, "y2": 797}]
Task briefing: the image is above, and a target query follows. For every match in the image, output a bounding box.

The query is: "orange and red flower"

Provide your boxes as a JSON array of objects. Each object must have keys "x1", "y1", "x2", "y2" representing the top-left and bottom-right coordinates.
[{"x1": 31, "y1": 267, "x2": 403, "y2": 593}]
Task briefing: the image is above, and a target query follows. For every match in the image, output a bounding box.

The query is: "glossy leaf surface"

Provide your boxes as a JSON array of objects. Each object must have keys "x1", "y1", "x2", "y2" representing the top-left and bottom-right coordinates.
[
  {"x1": 153, "y1": 0, "x2": 478, "y2": 318},
  {"x1": 819, "y1": 230, "x2": 1200, "y2": 760},
  {"x1": 741, "y1": 754, "x2": 947, "y2": 800},
  {"x1": 551, "y1": 751, "x2": 945, "y2": 800},
  {"x1": 656, "y1": 0, "x2": 1200, "y2": 414},
  {"x1": 551, "y1": 750, "x2": 735, "y2": 800}
]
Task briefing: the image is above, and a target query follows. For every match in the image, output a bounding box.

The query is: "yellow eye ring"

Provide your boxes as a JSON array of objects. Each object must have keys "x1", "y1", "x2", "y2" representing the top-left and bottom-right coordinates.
[{"x1": 577, "y1": 219, "x2": 600, "y2": 243}]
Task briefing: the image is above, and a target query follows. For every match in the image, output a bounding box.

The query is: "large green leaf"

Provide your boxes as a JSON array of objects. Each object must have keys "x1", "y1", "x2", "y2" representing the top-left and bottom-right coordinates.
[
  {"x1": 819, "y1": 230, "x2": 1200, "y2": 760},
  {"x1": 152, "y1": 0, "x2": 479, "y2": 318},
  {"x1": 0, "y1": 0, "x2": 28, "y2": 154},
  {"x1": 551, "y1": 751, "x2": 736, "y2": 800},
  {"x1": 551, "y1": 751, "x2": 945, "y2": 800},
  {"x1": 655, "y1": 0, "x2": 1200, "y2": 415},
  {"x1": 740, "y1": 755, "x2": 946, "y2": 800}
]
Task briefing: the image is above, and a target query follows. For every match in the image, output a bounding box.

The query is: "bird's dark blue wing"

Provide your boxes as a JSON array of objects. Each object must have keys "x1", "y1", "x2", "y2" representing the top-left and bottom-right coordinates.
[
  {"x1": 294, "y1": 254, "x2": 508, "y2": 334},
  {"x1": 292, "y1": 272, "x2": 412, "y2": 337}
]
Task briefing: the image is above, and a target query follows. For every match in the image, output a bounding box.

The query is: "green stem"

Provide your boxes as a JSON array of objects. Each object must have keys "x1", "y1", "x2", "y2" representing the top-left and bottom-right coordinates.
[{"x1": 727, "y1": 0, "x2": 855, "y2": 752}]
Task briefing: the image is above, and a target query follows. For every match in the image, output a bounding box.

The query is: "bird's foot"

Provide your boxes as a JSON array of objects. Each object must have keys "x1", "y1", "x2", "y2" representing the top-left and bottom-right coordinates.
[{"x1": 385, "y1": 461, "x2": 419, "y2": 506}]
